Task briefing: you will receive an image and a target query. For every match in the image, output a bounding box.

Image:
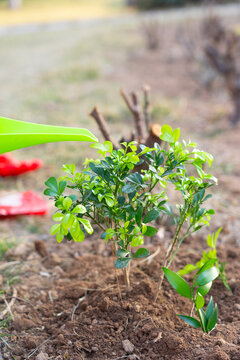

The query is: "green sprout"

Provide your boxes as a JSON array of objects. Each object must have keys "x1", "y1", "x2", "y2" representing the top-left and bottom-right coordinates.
[
  {"x1": 178, "y1": 228, "x2": 231, "y2": 292},
  {"x1": 163, "y1": 261, "x2": 219, "y2": 333}
]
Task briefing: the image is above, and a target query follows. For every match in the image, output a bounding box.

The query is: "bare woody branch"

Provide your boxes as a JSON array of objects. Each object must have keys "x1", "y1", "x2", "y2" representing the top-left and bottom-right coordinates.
[
  {"x1": 120, "y1": 89, "x2": 146, "y2": 141},
  {"x1": 89, "y1": 106, "x2": 118, "y2": 149}
]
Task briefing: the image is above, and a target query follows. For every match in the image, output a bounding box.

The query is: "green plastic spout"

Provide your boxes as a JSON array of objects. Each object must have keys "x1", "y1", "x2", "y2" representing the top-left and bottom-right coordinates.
[{"x1": 0, "y1": 116, "x2": 98, "y2": 154}]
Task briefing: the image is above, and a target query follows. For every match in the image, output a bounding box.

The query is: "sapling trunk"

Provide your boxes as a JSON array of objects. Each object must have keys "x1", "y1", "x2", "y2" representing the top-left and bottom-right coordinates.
[{"x1": 123, "y1": 262, "x2": 131, "y2": 290}]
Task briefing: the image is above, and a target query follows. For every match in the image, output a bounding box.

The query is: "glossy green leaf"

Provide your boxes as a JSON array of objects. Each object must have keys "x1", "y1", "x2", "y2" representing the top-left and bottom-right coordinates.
[
  {"x1": 0, "y1": 116, "x2": 98, "y2": 154},
  {"x1": 207, "y1": 304, "x2": 218, "y2": 332},
  {"x1": 122, "y1": 184, "x2": 136, "y2": 194},
  {"x1": 177, "y1": 315, "x2": 201, "y2": 328},
  {"x1": 177, "y1": 264, "x2": 198, "y2": 276},
  {"x1": 195, "y1": 292, "x2": 205, "y2": 310},
  {"x1": 196, "y1": 267, "x2": 219, "y2": 286},
  {"x1": 143, "y1": 209, "x2": 160, "y2": 223},
  {"x1": 133, "y1": 248, "x2": 150, "y2": 259},
  {"x1": 70, "y1": 219, "x2": 85, "y2": 242},
  {"x1": 199, "y1": 309, "x2": 207, "y2": 332},
  {"x1": 105, "y1": 197, "x2": 114, "y2": 207},
  {"x1": 62, "y1": 164, "x2": 75, "y2": 175},
  {"x1": 104, "y1": 141, "x2": 113, "y2": 153},
  {"x1": 142, "y1": 226, "x2": 158, "y2": 236},
  {"x1": 52, "y1": 213, "x2": 63, "y2": 222},
  {"x1": 79, "y1": 218, "x2": 93, "y2": 234},
  {"x1": 50, "y1": 223, "x2": 60, "y2": 236},
  {"x1": 72, "y1": 204, "x2": 86, "y2": 214},
  {"x1": 63, "y1": 197, "x2": 72, "y2": 211},
  {"x1": 130, "y1": 236, "x2": 143, "y2": 247},
  {"x1": 58, "y1": 181, "x2": 67, "y2": 195},
  {"x1": 205, "y1": 296, "x2": 214, "y2": 322},
  {"x1": 197, "y1": 259, "x2": 217, "y2": 275},
  {"x1": 163, "y1": 267, "x2": 192, "y2": 299},
  {"x1": 115, "y1": 257, "x2": 131, "y2": 269},
  {"x1": 135, "y1": 206, "x2": 143, "y2": 227},
  {"x1": 45, "y1": 177, "x2": 58, "y2": 192},
  {"x1": 197, "y1": 282, "x2": 212, "y2": 296},
  {"x1": 61, "y1": 214, "x2": 74, "y2": 230}
]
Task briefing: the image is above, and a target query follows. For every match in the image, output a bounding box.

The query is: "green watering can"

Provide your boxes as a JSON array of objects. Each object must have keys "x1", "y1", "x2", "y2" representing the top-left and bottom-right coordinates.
[{"x1": 0, "y1": 116, "x2": 98, "y2": 154}]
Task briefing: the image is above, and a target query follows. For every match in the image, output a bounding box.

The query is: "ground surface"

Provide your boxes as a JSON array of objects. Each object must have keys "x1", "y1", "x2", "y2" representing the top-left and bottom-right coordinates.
[{"x1": 0, "y1": 7, "x2": 240, "y2": 360}]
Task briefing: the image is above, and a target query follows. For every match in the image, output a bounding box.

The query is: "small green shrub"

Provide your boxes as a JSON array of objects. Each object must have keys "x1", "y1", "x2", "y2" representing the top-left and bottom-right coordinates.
[{"x1": 45, "y1": 124, "x2": 217, "y2": 291}]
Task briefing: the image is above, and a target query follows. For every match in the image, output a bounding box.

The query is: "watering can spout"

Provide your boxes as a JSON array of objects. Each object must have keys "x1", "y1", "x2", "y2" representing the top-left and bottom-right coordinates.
[{"x1": 0, "y1": 116, "x2": 98, "y2": 154}]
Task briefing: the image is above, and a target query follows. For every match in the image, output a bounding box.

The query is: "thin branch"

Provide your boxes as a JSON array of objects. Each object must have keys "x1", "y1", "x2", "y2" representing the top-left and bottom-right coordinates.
[
  {"x1": 89, "y1": 106, "x2": 118, "y2": 149},
  {"x1": 120, "y1": 89, "x2": 146, "y2": 140},
  {"x1": 143, "y1": 84, "x2": 151, "y2": 130}
]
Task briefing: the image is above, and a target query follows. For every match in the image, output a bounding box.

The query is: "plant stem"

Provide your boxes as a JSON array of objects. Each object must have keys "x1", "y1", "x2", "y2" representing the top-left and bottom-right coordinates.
[
  {"x1": 123, "y1": 261, "x2": 131, "y2": 290},
  {"x1": 154, "y1": 205, "x2": 189, "y2": 302}
]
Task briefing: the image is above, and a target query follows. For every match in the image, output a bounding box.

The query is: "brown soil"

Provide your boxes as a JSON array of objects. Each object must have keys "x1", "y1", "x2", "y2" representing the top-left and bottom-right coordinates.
[
  {"x1": 1, "y1": 235, "x2": 240, "y2": 360},
  {"x1": 1, "y1": 16, "x2": 240, "y2": 360}
]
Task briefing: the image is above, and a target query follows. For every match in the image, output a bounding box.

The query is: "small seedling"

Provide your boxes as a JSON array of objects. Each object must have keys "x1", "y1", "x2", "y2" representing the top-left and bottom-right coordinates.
[
  {"x1": 178, "y1": 228, "x2": 231, "y2": 291},
  {"x1": 163, "y1": 261, "x2": 219, "y2": 333}
]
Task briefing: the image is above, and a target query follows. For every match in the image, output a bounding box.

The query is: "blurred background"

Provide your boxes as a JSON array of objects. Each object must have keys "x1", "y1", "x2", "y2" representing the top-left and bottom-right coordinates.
[{"x1": 0, "y1": 0, "x2": 240, "y2": 246}]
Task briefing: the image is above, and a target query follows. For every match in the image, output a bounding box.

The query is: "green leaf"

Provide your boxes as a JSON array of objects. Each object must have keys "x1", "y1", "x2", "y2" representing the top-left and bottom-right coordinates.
[
  {"x1": 130, "y1": 235, "x2": 143, "y2": 247},
  {"x1": 62, "y1": 164, "x2": 75, "y2": 175},
  {"x1": 79, "y1": 218, "x2": 93, "y2": 234},
  {"x1": 45, "y1": 177, "x2": 58, "y2": 192},
  {"x1": 135, "y1": 206, "x2": 143, "y2": 227},
  {"x1": 160, "y1": 125, "x2": 173, "y2": 143},
  {"x1": 205, "y1": 296, "x2": 214, "y2": 322},
  {"x1": 72, "y1": 204, "x2": 86, "y2": 214},
  {"x1": 142, "y1": 226, "x2": 158, "y2": 237},
  {"x1": 63, "y1": 197, "x2": 72, "y2": 211},
  {"x1": 197, "y1": 259, "x2": 217, "y2": 275},
  {"x1": 56, "y1": 230, "x2": 64, "y2": 243},
  {"x1": 44, "y1": 188, "x2": 59, "y2": 197},
  {"x1": 105, "y1": 197, "x2": 114, "y2": 207},
  {"x1": 122, "y1": 184, "x2": 136, "y2": 194},
  {"x1": 207, "y1": 304, "x2": 218, "y2": 332},
  {"x1": 50, "y1": 224, "x2": 60, "y2": 236},
  {"x1": 172, "y1": 128, "x2": 180, "y2": 142},
  {"x1": 58, "y1": 180, "x2": 67, "y2": 195},
  {"x1": 177, "y1": 315, "x2": 201, "y2": 329},
  {"x1": 70, "y1": 218, "x2": 85, "y2": 242},
  {"x1": 133, "y1": 248, "x2": 150, "y2": 259},
  {"x1": 143, "y1": 209, "x2": 160, "y2": 223},
  {"x1": 198, "y1": 309, "x2": 207, "y2": 332},
  {"x1": 195, "y1": 292, "x2": 205, "y2": 310},
  {"x1": 177, "y1": 264, "x2": 198, "y2": 276},
  {"x1": 196, "y1": 267, "x2": 220, "y2": 286},
  {"x1": 117, "y1": 249, "x2": 130, "y2": 258},
  {"x1": 104, "y1": 141, "x2": 113, "y2": 153},
  {"x1": 52, "y1": 213, "x2": 63, "y2": 222},
  {"x1": 197, "y1": 282, "x2": 212, "y2": 296},
  {"x1": 115, "y1": 257, "x2": 131, "y2": 269},
  {"x1": 61, "y1": 214, "x2": 74, "y2": 230},
  {"x1": 162, "y1": 267, "x2": 192, "y2": 299}
]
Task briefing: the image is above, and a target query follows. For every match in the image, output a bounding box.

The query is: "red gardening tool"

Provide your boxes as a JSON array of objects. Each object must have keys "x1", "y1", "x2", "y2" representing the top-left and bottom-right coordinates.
[
  {"x1": 0, "y1": 191, "x2": 48, "y2": 216},
  {"x1": 0, "y1": 153, "x2": 43, "y2": 177}
]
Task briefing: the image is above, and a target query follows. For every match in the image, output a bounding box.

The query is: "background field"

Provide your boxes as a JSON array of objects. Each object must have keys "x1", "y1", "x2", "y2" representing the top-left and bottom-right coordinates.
[{"x1": 0, "y1": 0, "x2": 127, "y2": 25}]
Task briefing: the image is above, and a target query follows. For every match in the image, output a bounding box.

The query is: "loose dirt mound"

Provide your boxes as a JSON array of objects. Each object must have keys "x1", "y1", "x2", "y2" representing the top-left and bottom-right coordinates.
[{"x1": 2, "y1": 237, "x2": 240, "y2": 360}]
